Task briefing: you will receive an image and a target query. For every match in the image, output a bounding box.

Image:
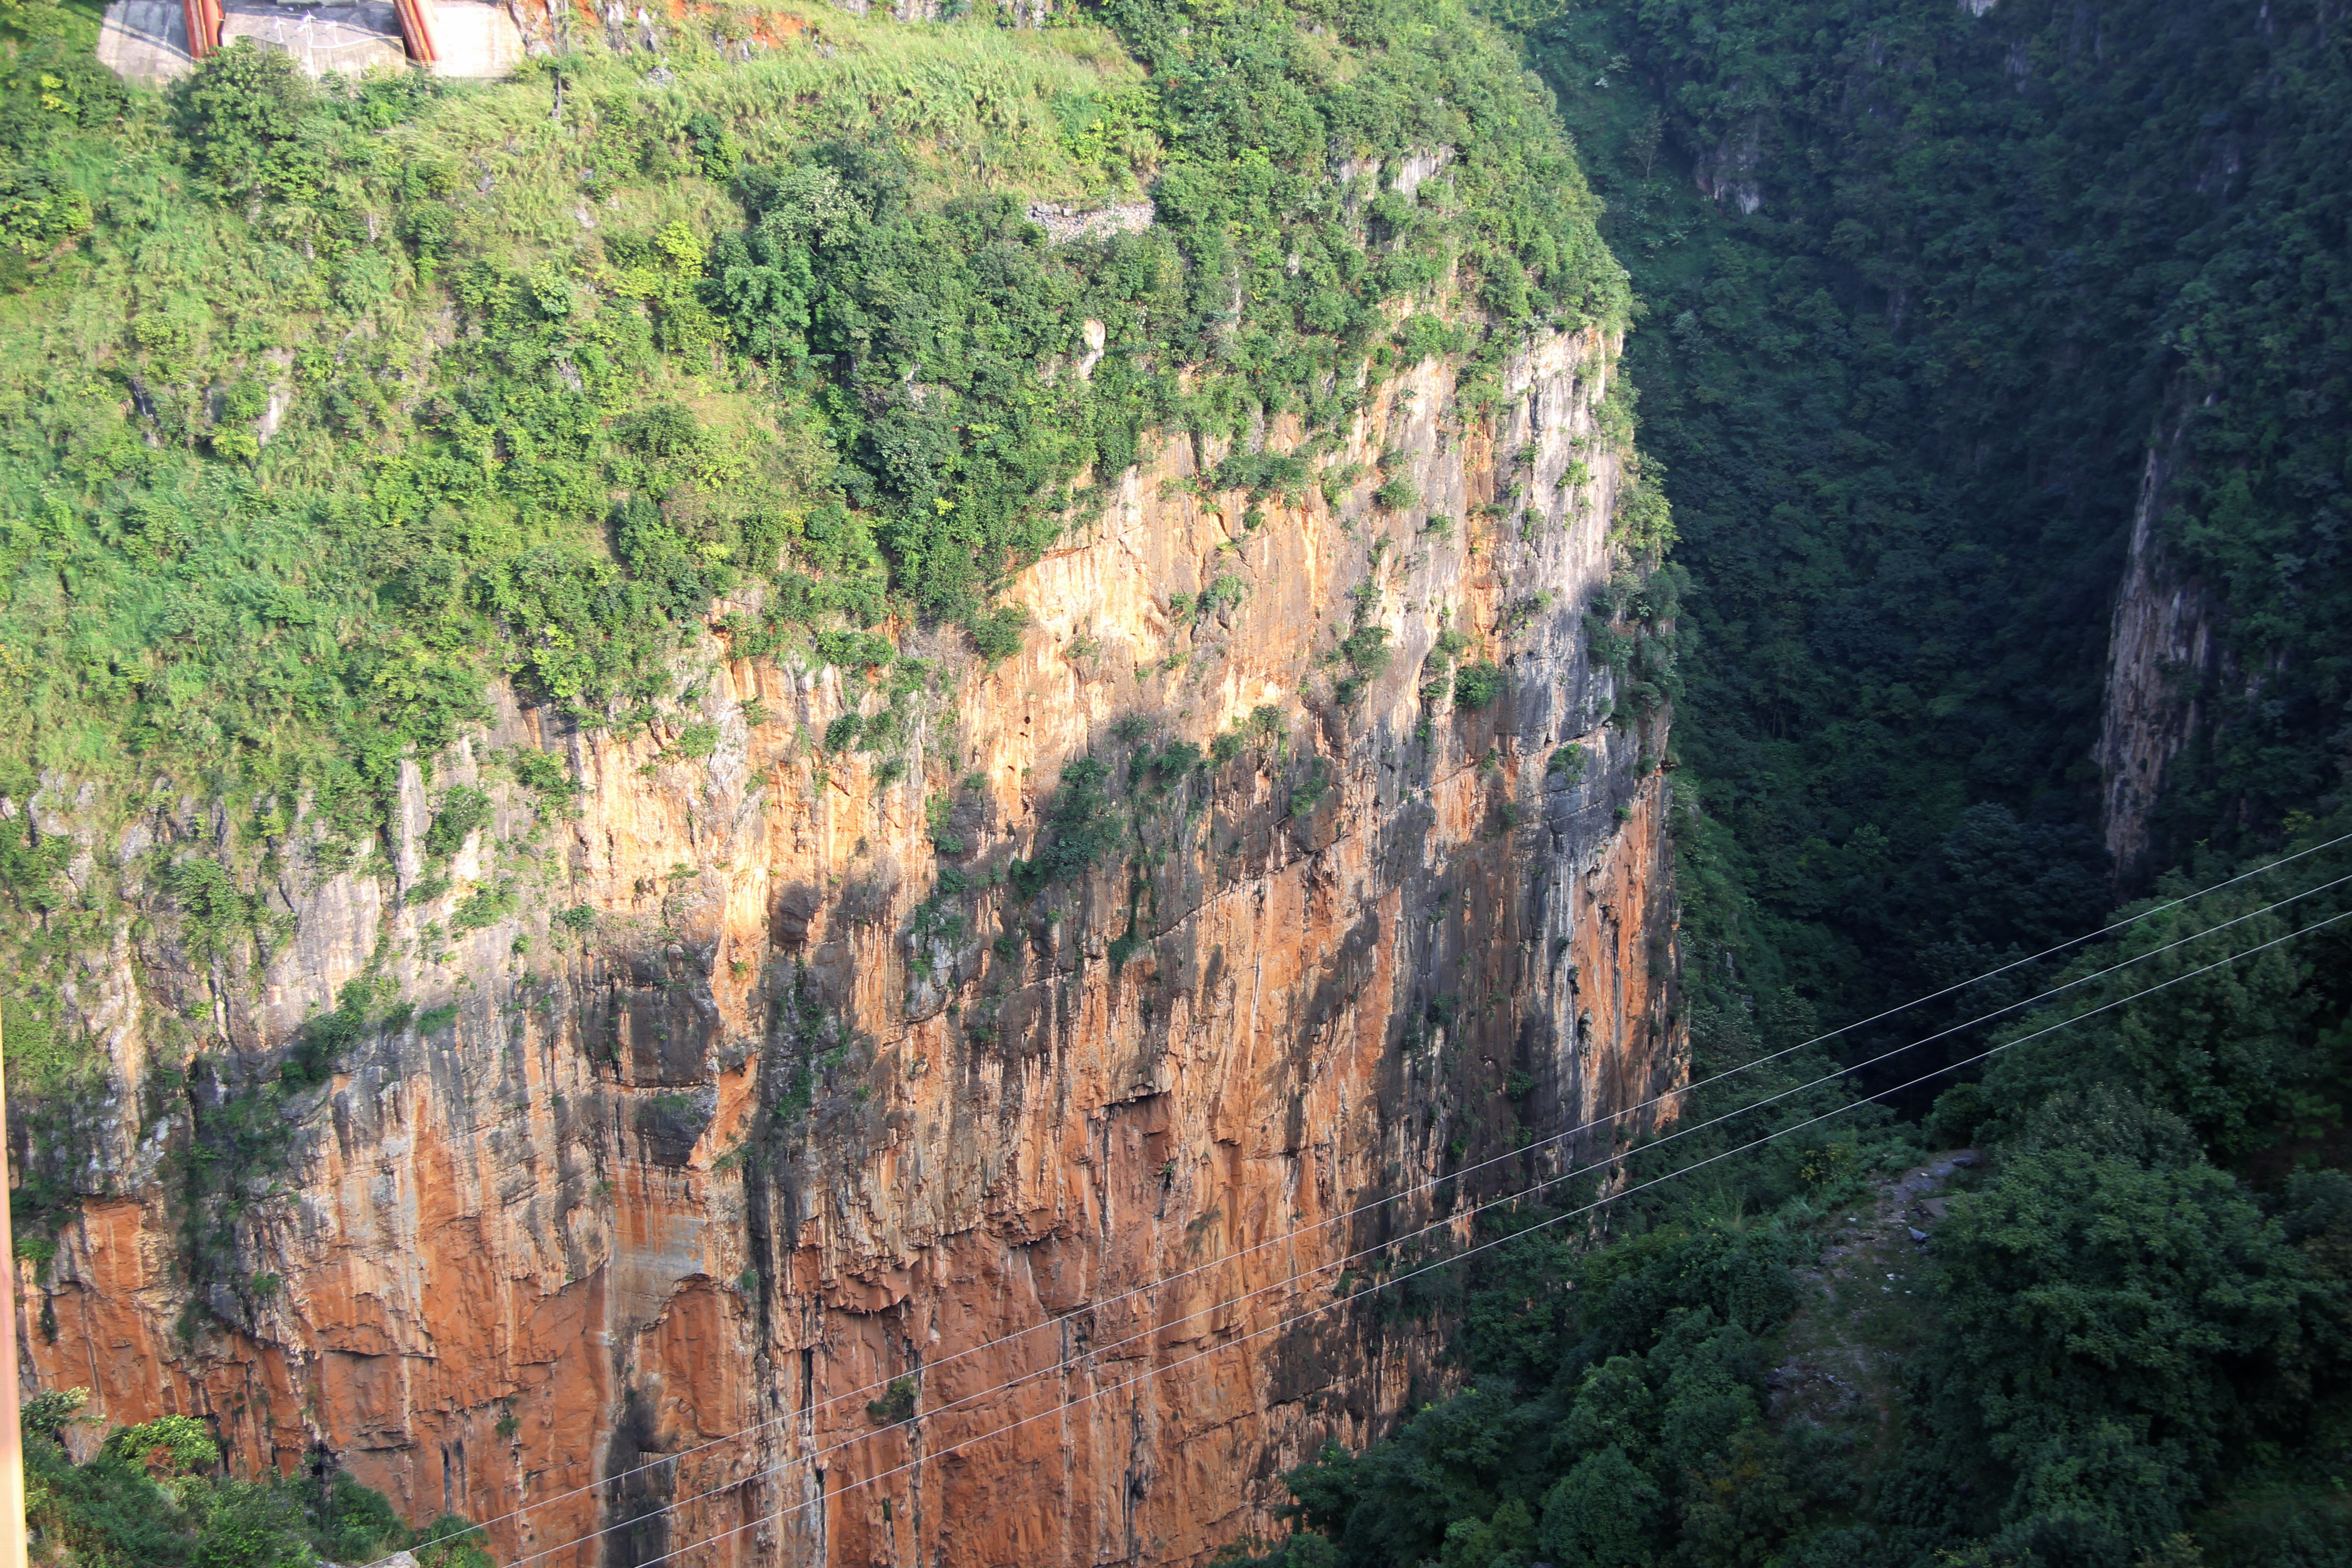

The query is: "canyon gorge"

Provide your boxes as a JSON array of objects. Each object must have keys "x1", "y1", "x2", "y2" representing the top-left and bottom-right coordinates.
[{"x1": 10, "y1": 1, "x2": 2350, "y2": 1565}]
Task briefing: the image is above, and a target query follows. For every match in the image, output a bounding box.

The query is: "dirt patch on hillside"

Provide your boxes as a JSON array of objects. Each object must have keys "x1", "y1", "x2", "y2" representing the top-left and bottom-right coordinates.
[{"x1": 1767, "y1": 1151, "x2": 1980, "y2": 1446}]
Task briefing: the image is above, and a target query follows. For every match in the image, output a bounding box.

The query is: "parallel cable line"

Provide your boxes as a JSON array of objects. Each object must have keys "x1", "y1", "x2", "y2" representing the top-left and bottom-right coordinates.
[
  {"x1": 609, "y1": 901, "x2": 2352, "y2": 1568},
  {"x1": 491, "y1": 861, "x2": 2352, "y2": 1568}
]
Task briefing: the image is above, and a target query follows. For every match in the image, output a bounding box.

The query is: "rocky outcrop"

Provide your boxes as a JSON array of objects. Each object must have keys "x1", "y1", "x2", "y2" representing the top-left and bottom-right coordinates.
[
  {"x1": 14, "y1": 326, "x2": 1681, "y2": 1568},
  {"x1": 2096, "y1": 423, "x2": 2222, "y2": 882}
]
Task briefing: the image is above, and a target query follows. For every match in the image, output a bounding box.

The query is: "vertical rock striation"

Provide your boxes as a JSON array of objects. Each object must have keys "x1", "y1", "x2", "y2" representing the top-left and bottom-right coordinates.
[
  {"x1": 2096, "y1": 423, "x2": 2223, "y2": 883},
  {"x1": 18, "y1": 326, "x2": 1681, "y2": 1568}
]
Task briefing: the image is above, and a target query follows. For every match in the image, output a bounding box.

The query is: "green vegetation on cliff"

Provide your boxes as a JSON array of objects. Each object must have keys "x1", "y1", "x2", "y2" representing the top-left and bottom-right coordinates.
[
  {"x1": 0, "y1": 0, "x2": 1619, "y2": 808},
  {"x1": 22, "y1": 1390, "x2": 491, "y2": 1568},
  {"x1": 0, "y1": 0, "x2": 1626, "y2": 1082}
]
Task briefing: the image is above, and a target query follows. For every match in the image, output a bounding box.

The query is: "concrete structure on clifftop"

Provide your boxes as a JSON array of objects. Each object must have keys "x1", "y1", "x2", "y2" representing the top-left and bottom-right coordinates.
[{"x1": 97, "y1": 0, "x2": 522, "y2": 86}]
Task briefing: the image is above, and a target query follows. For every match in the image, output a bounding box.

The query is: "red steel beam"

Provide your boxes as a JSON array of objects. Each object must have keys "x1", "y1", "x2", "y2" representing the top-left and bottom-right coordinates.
[
  {"x1": 182, "y1": 0, "x2": 222, "y2": 59},
  {"x1": 394, "y1": 0, "x2": 440, "y2": 64}
]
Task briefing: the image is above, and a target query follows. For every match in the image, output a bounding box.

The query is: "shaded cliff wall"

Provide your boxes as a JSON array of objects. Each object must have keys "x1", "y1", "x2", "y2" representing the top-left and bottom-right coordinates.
[
  {"x1": 2095, "y1": 421, "x2": 2217, "y2": 881},
  {"x1": 15, "y1": 324, "x2": 1681, "y2": 1568}
]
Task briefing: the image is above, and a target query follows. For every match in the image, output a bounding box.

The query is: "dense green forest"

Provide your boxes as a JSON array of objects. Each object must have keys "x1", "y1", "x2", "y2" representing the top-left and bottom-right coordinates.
[
  {"x1": 1537, "y1": 0, "x2": 2352, "y2": 1066},
  {"x1": 1233, "y1": 1, "x2": 2352, "y2": 1566}
]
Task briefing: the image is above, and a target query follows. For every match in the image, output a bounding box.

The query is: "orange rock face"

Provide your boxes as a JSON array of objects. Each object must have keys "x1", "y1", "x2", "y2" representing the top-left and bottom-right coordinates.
[{"x1": 22, "y1": 327, "x2": 1681, "y2": 1568}]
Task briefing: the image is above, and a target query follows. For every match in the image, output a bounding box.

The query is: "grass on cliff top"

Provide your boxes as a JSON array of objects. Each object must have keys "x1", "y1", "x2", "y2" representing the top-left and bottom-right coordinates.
[
  {"x1": 0, "y1": 0, "x2": 1622, "y2": 805},
  {"x1": 0, "y1": 6, "x2": 1147, "y2": 799}
]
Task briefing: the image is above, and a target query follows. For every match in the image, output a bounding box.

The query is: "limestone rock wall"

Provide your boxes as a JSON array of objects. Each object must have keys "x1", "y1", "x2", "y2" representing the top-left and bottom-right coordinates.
[
  {"x1": 15, "y1": 327, "x2": 1682, "y2": 1568},
  {"x1": 2096, "y1": 422, "x2": 2223, "y2": 882}
]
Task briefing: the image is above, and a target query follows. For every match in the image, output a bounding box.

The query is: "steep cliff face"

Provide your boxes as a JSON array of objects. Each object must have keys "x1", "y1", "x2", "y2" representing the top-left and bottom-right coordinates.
[
  {"x1": 15, "y1": 326, "x2": 1680, "y2": 1568},
  {"x1": 2096, "y1": 421, "x2": 2223, "y2": 882}
]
